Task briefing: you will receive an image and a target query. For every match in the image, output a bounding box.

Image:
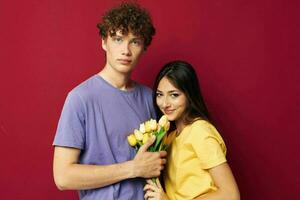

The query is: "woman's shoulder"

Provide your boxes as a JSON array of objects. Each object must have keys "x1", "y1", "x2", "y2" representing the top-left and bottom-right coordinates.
[
  {"x1": 188, "y1": 119, "x2": 220, "y2": 139},
  {"x1": 190, "y1": 119, "x2": 213, "y2": 131}
]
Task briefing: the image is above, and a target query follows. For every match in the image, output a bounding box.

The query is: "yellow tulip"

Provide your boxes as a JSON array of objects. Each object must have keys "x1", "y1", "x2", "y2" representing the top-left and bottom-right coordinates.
[
  {"x1": 164, "y1": 121, "x2": 170, "y2": 132},
  {"x1": 158, "y1": 115, "x2": 170, "y2": 131},
  {"x1": 134, "y1": 129, "x2": 143, "y2": 141},
  {"x1": 127, "y1": 134, "x2": 137, "y2": 146},
  {"x1": 142, "y1": 133, "x2": 150, "y2": 144},
  {"x1": 158, "y1": 115, "x2": 168, "y2": 127},
  {"x1": 139, "y1": 123, "x2": 146, "y2": 133},
  {"x1": 145, "y1": 121, "x2": 151, "y2": 133},
  {"x1": 149, "y1": 119, "x2": 157, "y2": 131},
  {"x1": 148, "y1": 131, "x2": 154, "y2": 137}
]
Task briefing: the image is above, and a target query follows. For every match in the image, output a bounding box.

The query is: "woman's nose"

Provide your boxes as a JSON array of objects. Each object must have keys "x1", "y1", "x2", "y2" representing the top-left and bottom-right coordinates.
[{"x1": 162, "y1": 98, "x2": 170, "y2": 108}]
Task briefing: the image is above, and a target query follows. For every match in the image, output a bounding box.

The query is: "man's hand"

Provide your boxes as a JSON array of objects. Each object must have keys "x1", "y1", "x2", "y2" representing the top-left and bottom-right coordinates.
[{"x1": 132, "y1": 136, "x2": 167, "y2": 178}]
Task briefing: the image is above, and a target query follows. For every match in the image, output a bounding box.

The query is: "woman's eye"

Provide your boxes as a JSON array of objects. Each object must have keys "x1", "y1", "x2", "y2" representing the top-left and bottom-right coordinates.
[
  {"x1": 156, "y1": 93, "x2": 162, "y2": 97},
  {"x1": 171, "y1": 93, "x2": 179, "y2": 98}
]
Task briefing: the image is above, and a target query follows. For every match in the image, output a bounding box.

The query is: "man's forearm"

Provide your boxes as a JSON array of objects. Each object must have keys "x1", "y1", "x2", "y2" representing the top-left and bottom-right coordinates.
[
  {"x1": 54, "y1": 160, "x2": 136, "y2": 190},
  {"x1": 53, "y1": 138, "x2": 166, "y2": 191}
]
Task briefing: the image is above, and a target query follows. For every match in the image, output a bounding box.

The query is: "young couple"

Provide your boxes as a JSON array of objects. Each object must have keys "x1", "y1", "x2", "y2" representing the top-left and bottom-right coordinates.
[{"x1": 53, "y1": 2, "x2": 240, "y2": 200}]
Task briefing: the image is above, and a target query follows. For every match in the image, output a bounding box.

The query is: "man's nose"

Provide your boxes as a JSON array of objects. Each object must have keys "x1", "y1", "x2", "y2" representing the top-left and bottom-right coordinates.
[{"x1": 121, "y1": 42, "x2": 132, "y2": 56}]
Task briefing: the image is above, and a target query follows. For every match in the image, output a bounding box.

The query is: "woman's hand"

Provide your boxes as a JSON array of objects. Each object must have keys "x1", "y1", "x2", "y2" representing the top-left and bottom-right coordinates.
[{"x1": 144, "y1": 179, "x2": 169, "y2": 200}]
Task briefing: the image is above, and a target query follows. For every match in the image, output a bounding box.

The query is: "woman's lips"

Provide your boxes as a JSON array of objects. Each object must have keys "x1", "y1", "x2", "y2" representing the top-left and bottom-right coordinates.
[{"x1": 164, "y1": 109, "x2": 174, "y2": 115}]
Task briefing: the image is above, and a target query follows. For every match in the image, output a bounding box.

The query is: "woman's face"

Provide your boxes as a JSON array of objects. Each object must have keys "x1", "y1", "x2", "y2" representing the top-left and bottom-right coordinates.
[{"x1": 156, "y1": 77, "x2": 188, "y2": 123}]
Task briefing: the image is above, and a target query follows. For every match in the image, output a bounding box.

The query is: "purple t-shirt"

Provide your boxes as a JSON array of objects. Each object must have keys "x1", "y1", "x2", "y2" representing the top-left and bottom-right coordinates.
[{"x1": 53, "y1": 75, "x2": 156, "y2": 200}]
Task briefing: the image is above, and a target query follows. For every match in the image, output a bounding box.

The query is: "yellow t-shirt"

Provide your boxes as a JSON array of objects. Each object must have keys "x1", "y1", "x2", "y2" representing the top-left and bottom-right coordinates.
[{"x1": 164, "y1": 120, "x2": 227, "y2": 200}]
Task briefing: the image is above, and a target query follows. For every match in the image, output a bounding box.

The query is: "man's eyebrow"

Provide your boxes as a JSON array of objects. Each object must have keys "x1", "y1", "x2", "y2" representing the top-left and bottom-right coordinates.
[
  {"x1": 131, "y1": 37, "x2": 143, "y2": 41},
  {"x1": 112, "y1": 34, "x2": 123, "y2": 37}
]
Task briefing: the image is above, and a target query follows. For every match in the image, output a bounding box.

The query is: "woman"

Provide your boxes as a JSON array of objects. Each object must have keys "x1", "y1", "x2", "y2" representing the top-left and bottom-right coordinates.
[{"x1": 144, "y1": 61, "x2": 240, "y2": 200}]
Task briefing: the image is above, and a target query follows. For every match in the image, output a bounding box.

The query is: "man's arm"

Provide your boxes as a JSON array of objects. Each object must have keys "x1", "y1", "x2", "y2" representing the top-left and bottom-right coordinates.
[{"x1": 53, "y1": 137, "x2": 167, "y2": 190}]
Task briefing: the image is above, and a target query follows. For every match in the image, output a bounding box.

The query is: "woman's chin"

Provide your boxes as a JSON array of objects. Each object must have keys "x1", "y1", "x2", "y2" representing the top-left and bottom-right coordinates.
[{"x1": 164, "y1": 114, "x2": 175, "y2": 121}]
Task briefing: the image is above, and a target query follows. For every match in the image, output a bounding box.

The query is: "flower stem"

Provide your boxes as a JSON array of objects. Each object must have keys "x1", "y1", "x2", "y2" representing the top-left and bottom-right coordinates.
[{"x1": 151, "y1": 177, "x2": 157, "y2": 185}]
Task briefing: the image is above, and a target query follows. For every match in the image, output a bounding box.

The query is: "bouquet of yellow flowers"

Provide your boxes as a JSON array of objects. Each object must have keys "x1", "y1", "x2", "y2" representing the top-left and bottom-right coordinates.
[
  {"x1": 127, "y1": 115, "x2": 176, "y2": 183},
  {"x1": 127, "y1": 115, "x2": 175, "y2": 153}
]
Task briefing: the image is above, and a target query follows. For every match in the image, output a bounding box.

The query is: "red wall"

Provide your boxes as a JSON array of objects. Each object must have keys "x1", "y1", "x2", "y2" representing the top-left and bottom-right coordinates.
[{"x1": 0, "y1": 0, "x2": 299, "y2": 199}]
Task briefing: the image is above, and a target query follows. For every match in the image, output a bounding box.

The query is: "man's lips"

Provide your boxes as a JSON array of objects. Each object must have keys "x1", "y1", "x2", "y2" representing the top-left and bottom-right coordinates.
[{"x1": 117, "y1": 59, "x2": 132, "y2": 64}]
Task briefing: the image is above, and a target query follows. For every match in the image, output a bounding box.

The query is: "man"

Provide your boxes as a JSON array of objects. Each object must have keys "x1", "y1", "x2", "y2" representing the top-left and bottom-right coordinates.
[{"x1": 53, "y1": 3, "x2": 167, "y2": 200}]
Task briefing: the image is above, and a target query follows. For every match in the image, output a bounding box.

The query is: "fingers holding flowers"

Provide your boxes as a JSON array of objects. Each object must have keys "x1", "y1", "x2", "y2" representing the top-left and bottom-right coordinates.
[
  {"x1": 127, "y1": 116, "x2": 172, "y2": 179},
  {"x1": 144, "y1": 179, "x2": 168, "y2": 200},
  {"x1": 134, "y1": 149, "x2": 167, "y2": 178}
]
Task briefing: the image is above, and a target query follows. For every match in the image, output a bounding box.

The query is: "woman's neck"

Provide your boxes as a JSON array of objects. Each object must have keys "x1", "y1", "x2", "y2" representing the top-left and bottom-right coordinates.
[{"x1": 175, "y1": 120, "x2": 185, "y2": 135}]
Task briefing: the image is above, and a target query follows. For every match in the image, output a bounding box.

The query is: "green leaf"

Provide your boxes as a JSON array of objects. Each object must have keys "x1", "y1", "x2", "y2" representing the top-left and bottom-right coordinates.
[
  {"x1": 153, "y1": 127, "x2": 166, "y2": 150},
  {"x1": 148, "y1": 131, "x2": 157, "y2": 152}
]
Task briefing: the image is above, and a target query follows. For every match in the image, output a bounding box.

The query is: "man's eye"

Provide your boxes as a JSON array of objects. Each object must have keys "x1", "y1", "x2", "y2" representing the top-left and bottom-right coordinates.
[
  {"x1": 114, "y1": 37, "x2": 123, "y2": 43},
  {"x1": 131, "y1": 40, "x2": 142, "y2": 46}
]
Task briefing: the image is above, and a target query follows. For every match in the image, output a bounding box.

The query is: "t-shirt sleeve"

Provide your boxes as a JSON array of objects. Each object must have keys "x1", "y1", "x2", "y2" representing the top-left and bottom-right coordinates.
[
  {"x1": 143, "y1": 85, "x2": 157, "y2": 119},
  {"x1": 53, "y1": 91, "x2": 85, "y2": 149},
  {"x1": 190, "y1": 122, "x2": 227, "y2": 169}
]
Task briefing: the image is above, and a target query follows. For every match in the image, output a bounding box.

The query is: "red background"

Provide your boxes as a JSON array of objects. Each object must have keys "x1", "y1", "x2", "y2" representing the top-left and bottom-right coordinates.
[{"x1": 0, "y1": 0, "x2": 299, "y2": 199}]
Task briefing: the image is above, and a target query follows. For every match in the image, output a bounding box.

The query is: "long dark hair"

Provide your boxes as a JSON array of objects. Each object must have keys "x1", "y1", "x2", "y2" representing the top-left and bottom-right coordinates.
[{"x1": 153, "y1": 60, "x2": 211, "y2": 126}]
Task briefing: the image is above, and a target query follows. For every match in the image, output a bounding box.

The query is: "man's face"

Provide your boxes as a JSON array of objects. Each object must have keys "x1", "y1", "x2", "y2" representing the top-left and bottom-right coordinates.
[{"x1": 102, "y1": 30, "x2": 145, "y2": 75}]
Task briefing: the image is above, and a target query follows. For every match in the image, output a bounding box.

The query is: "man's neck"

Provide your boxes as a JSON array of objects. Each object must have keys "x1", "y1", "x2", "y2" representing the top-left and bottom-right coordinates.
[{"x1": 98, "y1": 66, "x2": 134, "y2": 91}]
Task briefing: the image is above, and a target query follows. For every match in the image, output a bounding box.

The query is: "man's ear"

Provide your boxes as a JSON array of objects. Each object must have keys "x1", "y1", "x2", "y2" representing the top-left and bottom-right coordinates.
[{"x1": 102, "y1": 38, "x2": 107, "y2": 51}]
